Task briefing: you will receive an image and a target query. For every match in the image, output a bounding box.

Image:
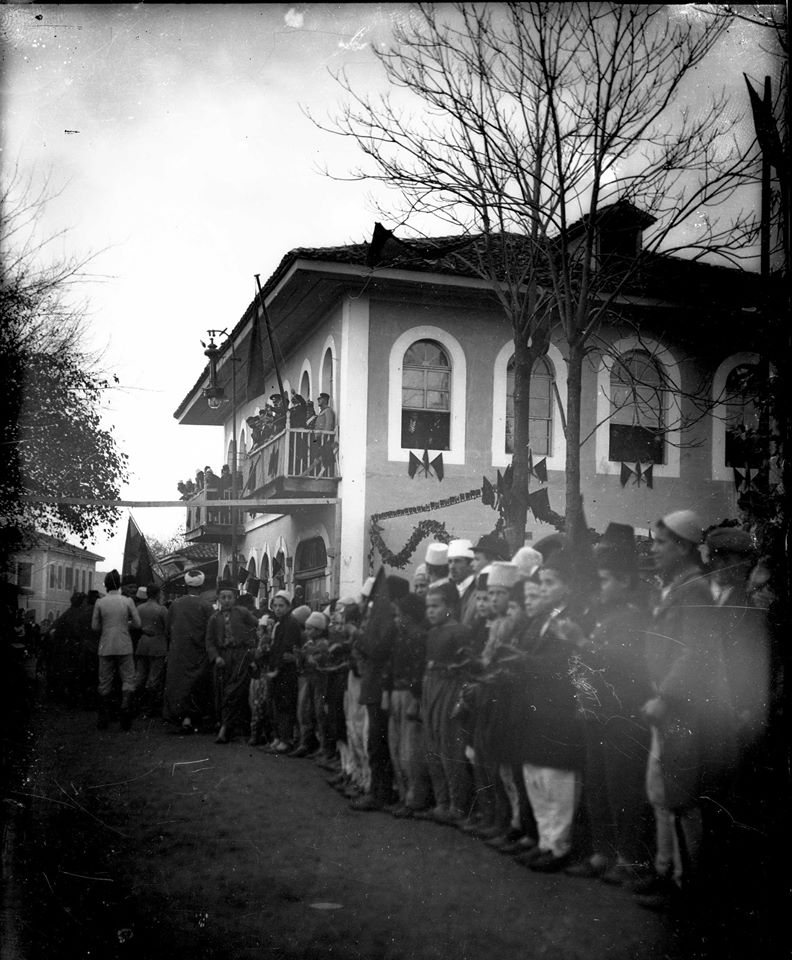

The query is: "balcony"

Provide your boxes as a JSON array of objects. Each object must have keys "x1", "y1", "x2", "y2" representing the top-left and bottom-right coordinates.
[
  {"x1": 184, "y1": 495, "x2": 245, "y2": 544},
  {"x1": 243, "y1": 427, "x2": 339, "y2": 506}
]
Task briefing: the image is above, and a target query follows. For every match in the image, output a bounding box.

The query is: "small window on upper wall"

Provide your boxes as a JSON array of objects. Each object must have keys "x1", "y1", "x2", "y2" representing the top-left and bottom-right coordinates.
[
  {"x1": 505, "y1": 355, "x2": 554, "y2": 457},
  {"x1": 724, "y1": 364, "x2": 763, "y2": 469},
  {"x1": 401, "y1": 339, "x2": 451, "y2": 450},
  {"x1": 608, "y1": 350, "x2": 666, "y2": 463}
]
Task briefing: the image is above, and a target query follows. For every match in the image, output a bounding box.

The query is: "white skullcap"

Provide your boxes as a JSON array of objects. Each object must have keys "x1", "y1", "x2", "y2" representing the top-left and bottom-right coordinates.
[
  {"x1": 305, "y1": 611, "x2": 328, "y2": 631},
  {"x1": 447, "y1": 538, "x2": 474, "y2": 560},
  {"x1": 425, "y1": 543, "x2": 449, "y2": 566},
  {"x1": 512, "y1": 546, "x2": 543, "y2": 580},
  {"x1": 413, "y1": 563, "x2": 428, "y2": 579},
  {"x1": 273, "y1": 589, "x2": 292, "y2": 604},
  {"x1": 184, "y1": 569, "x2": 205, "y2": 587},
  {"x1": 292, "y1": 604, "x2": 312, "y2": 624},
  {"x1": 487, "y1": 561, "x2": 520, "y2": 590},
  {"x1": 660, "y1": 510, "x2": 704, "y2": 544}
]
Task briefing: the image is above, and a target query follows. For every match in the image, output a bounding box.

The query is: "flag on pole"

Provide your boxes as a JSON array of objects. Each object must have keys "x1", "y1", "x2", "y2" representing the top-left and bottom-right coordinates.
[
  {"x1": 122, "y1": 515, "x2": 164, "y2": 585},
  {"x1": 246, "y1": 311, "x2": 267, "y2": 400}
]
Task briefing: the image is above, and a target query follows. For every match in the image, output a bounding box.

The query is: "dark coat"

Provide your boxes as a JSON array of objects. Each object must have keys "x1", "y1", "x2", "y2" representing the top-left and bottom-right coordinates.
[
  {"x1": 507, "y1": 610, "x2": 584, "y2": 771},
  {"x1": 647, "y1": 566, "x2": 736, "y2": 806},
  {"x1": 573, "y1": 598, "x2": 652, "y2": 721},
  {"x1": 354, "y1": 602, "x2": 397, "y2": 705}
]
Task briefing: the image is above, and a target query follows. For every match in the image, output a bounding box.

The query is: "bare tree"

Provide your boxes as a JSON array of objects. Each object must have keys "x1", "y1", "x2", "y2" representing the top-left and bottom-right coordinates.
[
  {"x1": 0, "y1": 168, "x2": 128, "y2": 564},
  {"x1": 313, "y1": 2, "x2": 764, "y2": 548}
]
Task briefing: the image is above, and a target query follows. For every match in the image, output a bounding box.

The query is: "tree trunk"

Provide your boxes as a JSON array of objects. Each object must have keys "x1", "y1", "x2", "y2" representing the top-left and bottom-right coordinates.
[
  {"x1": 504, "y1": 323, "x2": 551, "y2": 554},
  {"x1": 564, "y1": 337, "x2": 587, "y2": 549}
]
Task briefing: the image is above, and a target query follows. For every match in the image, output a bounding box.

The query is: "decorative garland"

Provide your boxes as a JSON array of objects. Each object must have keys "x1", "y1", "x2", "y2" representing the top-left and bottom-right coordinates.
[
  {"x1": 369, "y1": 518, "x2": 455, "y2": 570},
  {"x1": 370, "y1": 488, "x2": 483, "y2": 524}
]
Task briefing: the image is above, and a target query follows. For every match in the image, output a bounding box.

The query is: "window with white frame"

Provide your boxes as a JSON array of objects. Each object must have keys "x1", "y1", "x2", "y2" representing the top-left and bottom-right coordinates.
[
  {"x1": 401, "y1": 339, "x2": 452, "y2": 451},
  {"x1": 608, "y1": 350, "x2": 666, "y2": 464},
  {"x1": 505, "y1": 355, "x2": 555, "y2": 457},
  {"x1": 595, "y1": 337, "x2": 681, "y2": 478},
  {"x1": 723, "y1": 364, "x2": 762, "y2": 468}
]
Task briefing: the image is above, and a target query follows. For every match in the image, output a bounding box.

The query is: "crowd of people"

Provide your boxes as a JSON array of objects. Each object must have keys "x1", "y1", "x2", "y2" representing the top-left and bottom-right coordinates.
[
  {"x1": 177, "y1": 463, "x2": 243, "y2": 501},
  {"x1": 33, "y1": 509, "x2": 781, "y2": 931}
]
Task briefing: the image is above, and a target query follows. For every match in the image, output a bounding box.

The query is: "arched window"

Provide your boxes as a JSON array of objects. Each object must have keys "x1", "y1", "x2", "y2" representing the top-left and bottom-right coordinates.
[
  {"x1": 401, "y1": 339, "x2": 451, "y2": 450},
  {"x1": 322, "y1": 347, "x2": 334, "y2": 401},
  {"x1": 724, "y1": 364, "x2": 762, "y2": 468},
  {"x1": 272, "y1": 550, "x2": 286, "y2": 592},
  {"x1": 505, "y1": 355, "x2": 555, "y2": 457},
  {"x1": 239, "y1": 428, "x2": 247, "y2": 456},
  {"x1": 608, "y1": 350, "x2": 665, "y2": 463},
  {"x1": 300, "y1": 370, "x2": 311, "y2": 401}
]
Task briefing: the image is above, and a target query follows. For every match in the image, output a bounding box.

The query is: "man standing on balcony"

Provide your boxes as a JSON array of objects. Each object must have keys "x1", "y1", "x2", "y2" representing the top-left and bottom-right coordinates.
[
  {"x1": 310, "y1": 393, "x2": 336, "y2": 432},
  {"x1": 309, "y1": 393, "x2": 336, "y2": 476}
]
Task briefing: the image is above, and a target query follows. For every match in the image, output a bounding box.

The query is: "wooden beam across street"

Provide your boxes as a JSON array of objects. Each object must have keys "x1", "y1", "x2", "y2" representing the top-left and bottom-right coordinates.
[{"x1": 17, "y1": 497, "x2": 339, "y2": 508}]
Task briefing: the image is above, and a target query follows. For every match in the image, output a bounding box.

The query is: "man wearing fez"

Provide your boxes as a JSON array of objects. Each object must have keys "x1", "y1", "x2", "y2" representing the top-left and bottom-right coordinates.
[
  {"x1": 637, "y1": 510, "x2": 734, "y2": 911},
  {"x1": 448, "y1": 539, "x2": 477, "y2": 625},
  {"x1": 164, "y1": 569, "x2": 214, "y2": 732},
  {"x1": 424, "y1": 542, "x2": 449, "y2": 587},
  {"x1": 206, "y1": 580, "x2": 258, "y2": 744}
]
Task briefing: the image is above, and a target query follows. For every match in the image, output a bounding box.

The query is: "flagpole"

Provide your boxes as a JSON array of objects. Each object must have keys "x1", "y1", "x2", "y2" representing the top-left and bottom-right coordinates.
[{"x1": 254, "y1": 274, "x2": 286, "y2": 403}]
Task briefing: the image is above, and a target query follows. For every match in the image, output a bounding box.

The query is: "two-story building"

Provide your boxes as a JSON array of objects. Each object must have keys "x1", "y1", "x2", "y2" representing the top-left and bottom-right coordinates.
[
  {"x1": 7, "y1": 534, "x2": 105, "y2": 622},
  {"x1": 174, "y1": 207, "x2": 764, "y2": 605}
]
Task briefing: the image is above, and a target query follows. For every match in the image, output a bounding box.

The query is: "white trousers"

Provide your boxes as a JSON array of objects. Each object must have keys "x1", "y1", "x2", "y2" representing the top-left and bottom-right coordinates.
[{"x1": 521, "y1": 763, "x2": 579, "y2": 857}]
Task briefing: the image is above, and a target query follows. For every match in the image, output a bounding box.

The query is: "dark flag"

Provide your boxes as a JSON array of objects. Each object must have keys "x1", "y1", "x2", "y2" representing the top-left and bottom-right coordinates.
[
  {"x1": 246, "y1": 311, "x2": 267, "y2": 401},
  {"x1": 744, "y1": 75, "x2": 784, "y2": 172},
  {"x1": 641, "y1": 463, "x2": 654, "y2": 489},
  {"x1": 533, "y1": 457, "x2": 548, "y2": 484},
  {"x1": 527, "y1": 487, "x2": 552, "y2": 522},
  {"x1": 122, "y1": 515, "x2": 163, "y2": 585},
  {"x1": 408, "y1": 452, "x2": 422, "y2": 478},
  {"x1": 431, "y1": 453, "x2": 444, "y2": 481},
  {"x1": 620, "y1": 463, "x2": 634, "y2": 488},
  {"x1": 481, "y1": 476, "x2": 496, "y2": 507}
]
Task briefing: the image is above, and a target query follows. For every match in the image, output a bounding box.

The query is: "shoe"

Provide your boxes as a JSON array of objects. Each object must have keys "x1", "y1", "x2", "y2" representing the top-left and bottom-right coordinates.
[
  {"x1": 529, "y1": 851, "x2": 572, "y2": 873},
  {"x1": 215, "y1": 726, "x2": 229, "y2": 744},
  {"x1": 343, "y1": 786, "x2": 363, "y2": 799},
  {"x1": 248, "y1": 737, "x2": 261, "y2": 747},
  {"x1": 486, "y1": 828, "x2": 524, "y2": 850},
  {"x1": 634, "y1": 884, "x2": 684, "y2": 913},
  {"x1": 460, "y1": 819, "x2": 488, "y2": 835},
  {"x1": 392, "y1": 806, "x2": 415, "y2": 819},
  {"x1": 630, "y1": 873, "x2": 676, "y2": 897},
  {"x1": 305, "y1": 748, "x2": 323, "y2": 759},
  {"x1": 413, "y1": 806, "x2": 443, "y2": 821},
  {"x1": 513, "y1": 846, "x2": 549, "y2": 867},
  {"x1": 274, "y1": 742, "x2": 291, "y2": 754},
  {"x1": 601, "y1": 863, "x2": 653, "y2": 887},
  {"x1": 289, "y1": 745, "x2": 310, "y2": 758},
  {"x1": 501, "y1": 835, "x2": 537, "y2": 856},
  {"x1": 565, "y1": 857, "x2": 609, "y2": 879},
  {"x1": 349, "y1": 794, "x2": 383, "y2": 812},
  {"x1": 432, "y1": 807, "x2": 464, "y2": 826},
  {"x1": 471, "y1": 824, "x2": 507, "y2": 840}
]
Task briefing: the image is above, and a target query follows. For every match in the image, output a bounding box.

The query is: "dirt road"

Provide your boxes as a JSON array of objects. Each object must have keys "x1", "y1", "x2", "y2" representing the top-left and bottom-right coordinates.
[{"x1": 7, "y1": 701, "x2": 682, "y2": 960}]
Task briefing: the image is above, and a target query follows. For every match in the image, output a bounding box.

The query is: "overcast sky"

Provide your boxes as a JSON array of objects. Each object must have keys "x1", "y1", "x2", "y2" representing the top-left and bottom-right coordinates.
[{"x1": 0, "y1": 3, "x2": 779, "y2": 571}]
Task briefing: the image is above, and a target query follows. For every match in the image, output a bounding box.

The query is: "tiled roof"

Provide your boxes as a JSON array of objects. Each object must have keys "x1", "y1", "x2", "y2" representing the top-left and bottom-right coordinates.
[
  {"x1": 26, "y1": 532, "x2": 105, "y2": 562},
  {"x1": 174, "y1": 206, "x2": 766, "y2": 417}
]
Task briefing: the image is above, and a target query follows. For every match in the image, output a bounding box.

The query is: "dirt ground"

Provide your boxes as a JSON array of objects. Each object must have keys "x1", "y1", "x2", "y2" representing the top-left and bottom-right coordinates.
[{"x1": 6, "y1": 696, "x2": 693, "y2": 960}]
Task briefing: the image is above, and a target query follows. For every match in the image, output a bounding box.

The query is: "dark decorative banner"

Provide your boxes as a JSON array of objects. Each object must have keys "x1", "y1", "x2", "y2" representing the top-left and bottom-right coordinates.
[
  {"x1": 620, "y1": 462, "x2": 654, "y2": 488},
  {"x1": 408, "y1": 449, "x2": 444, "y2": 481}
]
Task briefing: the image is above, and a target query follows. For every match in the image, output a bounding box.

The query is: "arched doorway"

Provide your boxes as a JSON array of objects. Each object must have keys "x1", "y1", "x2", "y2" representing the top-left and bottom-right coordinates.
[{"x1": 294, "y1": 536, "x2": 328, "y2": 607}]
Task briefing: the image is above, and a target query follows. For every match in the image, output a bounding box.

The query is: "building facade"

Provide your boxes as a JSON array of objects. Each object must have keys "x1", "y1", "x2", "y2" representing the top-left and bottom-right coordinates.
[
  {"x1": 8, "y1": 534, "x2": 105, "y2": 622},
  {"x1": 174, "y1": 215, "x2": 764, "y2": 605}
]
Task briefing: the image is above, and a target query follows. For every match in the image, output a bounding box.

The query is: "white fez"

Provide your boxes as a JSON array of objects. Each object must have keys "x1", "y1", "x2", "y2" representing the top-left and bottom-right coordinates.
[
  {"x1": 425, "y1": 543, "x2": 449, "y2": 566},
  {"x1": 447, "y1": 538, "x2": 474, "y2": 560},
  {"x1": 487, "y1": 561, "x2": 520, "y2": 589}
]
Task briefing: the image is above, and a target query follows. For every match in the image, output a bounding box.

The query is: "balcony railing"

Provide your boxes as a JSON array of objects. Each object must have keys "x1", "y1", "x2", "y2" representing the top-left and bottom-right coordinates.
[
  {"x1": 244, "y1": 427, "x2": 339, "y2": 501},
  {"x1": 184, "y1": 491, "x2": 244, "y2": 543}
]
